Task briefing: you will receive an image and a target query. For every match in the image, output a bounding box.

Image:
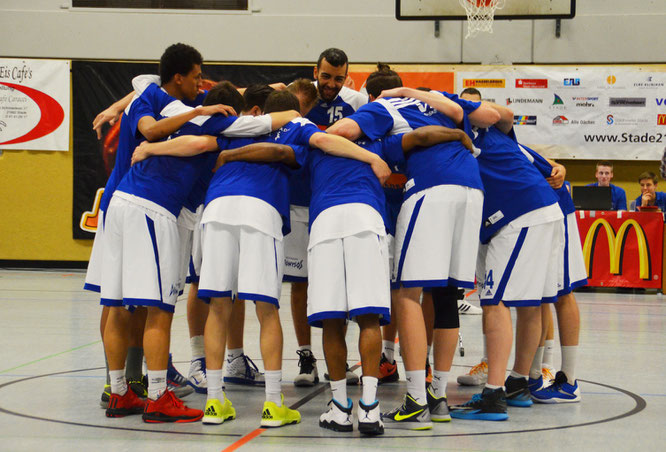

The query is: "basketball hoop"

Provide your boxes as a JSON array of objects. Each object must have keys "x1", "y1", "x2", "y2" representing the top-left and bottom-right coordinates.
[{"x1": 459, "y1": 0, "x2": 505, "y2": 38}]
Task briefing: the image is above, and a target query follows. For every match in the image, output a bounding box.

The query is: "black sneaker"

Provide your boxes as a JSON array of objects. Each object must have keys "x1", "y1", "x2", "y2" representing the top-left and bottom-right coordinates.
[
  {"x1": 128, "y1": 375, "x2": 148, "y2": 398},
  {"x1": 450, "y1": 387, "x2": 509, "y2": 421},
  {"x1": 324, "y1": 363, "x2": 359, "y2": 385},
  {"x1": 505, "y1": 375, "x2": 533, "y2": 407},
  {"x1": 100, "y1": 384, "x2": 111, "y2": 409},
  {"x1": 358, "y1": 399, "x2": 384, "y2": 435},
  {"x1": 294, "y1": 350, "x2": 319, "y2": 387},
  {"x1": 379, "y1": 353, "x2": 399, "y2": 384},
  {"x1": 426, "y1": 386, "x2": 450, "y2": 422},
  {"x1": 381, "y1": 393, "x2": 432, "y2": 430}
]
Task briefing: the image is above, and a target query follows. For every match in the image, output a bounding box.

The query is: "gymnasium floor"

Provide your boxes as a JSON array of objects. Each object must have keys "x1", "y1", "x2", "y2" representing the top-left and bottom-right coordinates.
[{"x1": 0, "y1": 269, "x2": 663, "y2": 451}]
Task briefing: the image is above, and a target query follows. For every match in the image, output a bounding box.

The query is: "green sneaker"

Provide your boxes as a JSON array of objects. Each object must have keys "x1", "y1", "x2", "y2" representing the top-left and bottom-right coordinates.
[
  {"x1": 202, "y1": 395, "x2": 236, "y2": 425},
  {"x1": 260, "y1": 394, "x2": 301, "y2": 428}
]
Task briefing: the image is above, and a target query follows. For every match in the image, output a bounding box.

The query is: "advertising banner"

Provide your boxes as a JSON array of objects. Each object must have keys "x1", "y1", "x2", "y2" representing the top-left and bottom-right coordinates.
[
  {"x1": 0, "y1": 58, "x2": 70, "y2": 151},
  {"x1": 577, "y1": 210, "x2": 663, "y2": 288},
  {"x1": 456, "y1": 66, "x2": 666, "y2": 160}
]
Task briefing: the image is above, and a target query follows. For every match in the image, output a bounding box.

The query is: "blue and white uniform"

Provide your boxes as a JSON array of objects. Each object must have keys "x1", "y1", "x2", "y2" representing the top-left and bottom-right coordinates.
[
  {"x1": 633, "y1": 191, "x2": 666, "y2": 212},
  {"x1": 306, "y1": 136, "x2": 405, "y2": 327},
  {"x1": 197, "y1": 118, "x2": 316, "y2": 306},
  {"x1": 306, "y1": 84, "x2": 367, "y2": 130},
  {"x1": 346, "y1": 93, "x2": 484, "y2": 289}
]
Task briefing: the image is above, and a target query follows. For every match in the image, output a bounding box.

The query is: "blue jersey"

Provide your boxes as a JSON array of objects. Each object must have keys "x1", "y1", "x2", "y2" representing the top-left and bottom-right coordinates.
[
  {"x1": 469, "y1": 126, "x2": 560, "y2": 243},
  {"x1": 205, "y1": 118, "x2": 319, "y2": 235},
  {"x1": 634, "y1": 191, "x2": 666, "y2": 211},
  {"x1": 347, "y1": 93, "x2": 483, "y2": 200},
  {"x1": 520, "y1": 144, "x2": 575, "y2": 216},
  {"x1": 586, "y1": 183, "x2": 627, "y2": 210},
  {"x1": 308, "y1": 135, "x2": 405, "y2": 233}
]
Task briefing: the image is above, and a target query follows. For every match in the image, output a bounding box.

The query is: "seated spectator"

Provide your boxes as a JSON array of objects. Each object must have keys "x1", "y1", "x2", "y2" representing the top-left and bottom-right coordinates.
[
  {"x1": 634, "y1": 171, "x2": 666, "y2": 211},
  {"x1": 586, "y1": 161, "x2": 627, "y2": 210}
]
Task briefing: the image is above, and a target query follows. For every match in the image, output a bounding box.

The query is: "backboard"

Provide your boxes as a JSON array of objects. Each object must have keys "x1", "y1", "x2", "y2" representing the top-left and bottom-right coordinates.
[{"x1": 396, "y1": 0, "x2": 576, "y2": 21}]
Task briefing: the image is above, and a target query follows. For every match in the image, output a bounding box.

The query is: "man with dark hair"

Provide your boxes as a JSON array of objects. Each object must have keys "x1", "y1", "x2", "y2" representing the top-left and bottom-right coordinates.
[
  {"x1": 586, "y1": 161, "x2": 627, "y2": 210},
  {"x1": 634, "y1": 171, "x2": 666, "y2": 211}
]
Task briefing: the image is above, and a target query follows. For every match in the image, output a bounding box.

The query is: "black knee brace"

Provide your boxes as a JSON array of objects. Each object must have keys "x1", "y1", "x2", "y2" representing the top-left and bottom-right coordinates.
[{"x1": 432, "y1": 286, "x2": 462, "y2": 329}]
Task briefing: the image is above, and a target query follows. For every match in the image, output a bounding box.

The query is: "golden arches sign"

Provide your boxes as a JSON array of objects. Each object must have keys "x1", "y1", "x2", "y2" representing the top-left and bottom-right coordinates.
[{"x1": 582, "y1": 218, "x2": 651, "y2": 280}]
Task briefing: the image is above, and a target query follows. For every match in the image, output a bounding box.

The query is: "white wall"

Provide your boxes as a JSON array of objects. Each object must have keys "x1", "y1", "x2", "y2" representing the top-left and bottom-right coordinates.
[{"x1": 0, "y1": 0, "x2": 664, "y2": 64}]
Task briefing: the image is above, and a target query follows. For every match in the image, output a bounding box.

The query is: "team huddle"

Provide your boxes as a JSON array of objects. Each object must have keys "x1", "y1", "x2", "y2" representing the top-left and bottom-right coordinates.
[{"x1": 85, "y1": 44, "x2": 585, "y2": 435}]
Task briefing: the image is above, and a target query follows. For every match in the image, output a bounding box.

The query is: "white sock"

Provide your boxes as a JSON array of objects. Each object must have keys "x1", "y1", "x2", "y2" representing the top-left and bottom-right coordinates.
[
  {"x1": 207, "y1": 369, "x2": 224, "y2": 401},
  {"x1": 226, "y1": 348, "x2": 244, "y2": 364},
  {"x1": 530, "y1": 346, "x2": 545, "y2": 380},
  {"x1": 482, "y1": 336, "x2": 488, "y2": 362},
  {"x1": 485, "y1": 383, "x2": 502, "y2": 390},
  {"x1": 330, "y1": 378, "x2": 347, "y2": 406},
  {"x1": 147, "y1": 370, "x2": 167, "y2": 400},
  {"x1": 406, "y1": 370, "x2": 427, "y2": 405},
  {"x1": 299, "y1": 344, "x2": 312, "y2": 353},
  {"x1": 109, "y1": 369, "x2": 127, "y2": 396},
  {"x1": 361, "y1": 376, "x2": 378, "y2": 405},
  {"x1": 561, "y1": 345, "x2": 578, "y2": 383},
  {"x1": 264, "y1": 370, "x2": 282, "y2": 405},
  {"x1": 543, "y1": 339, "x2": 555, "y2": 367},
  {"x1": 190, "y1": 335, "x2": 205, "y2": 360},
  {"x1": 431, "y1": 370, "x2": 449, "y2": 399},
  {"x1": 382, "y1": 340, "x2": 395, "y2": 362},
  {"x1": 509, "y1": 370, "x2": 528, "y2": 380},
  {"x1": 427, "y1": 345, "x2": 432, "y2": 360}
]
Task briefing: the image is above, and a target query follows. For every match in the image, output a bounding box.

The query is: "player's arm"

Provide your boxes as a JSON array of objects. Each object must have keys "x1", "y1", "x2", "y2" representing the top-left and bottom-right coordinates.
[
  {"x1": 92, "y1": 91, "x2": 135, "y2": 139},
  {"x1": 131, "y1": 135, "x2": 218, "y2": 165},
  {"x1": 326, "y1": 117, "x2": 363, "y2": 141},
  {"x1": 378, "y1": 87, "x2": 465, "y2": 125},
  {"x1": 137, "y1": 104, "x2": 236, "y2": 142},
  {"x1": 478, "y1": 101, "x2": 514, "y2": 134},
  {"x1": 402, "y1": 125, "x2": 474, "y2": 153},
  {"x1": 309, "y1": 132, "x2": 391, "y2": 185},
  {"x1": 268, "y1": 110, "x2": 300, "y2": 130},
  {"x1": 214, "y1": 143, "x2": 298, "y2": 171},
  {"x1": 544, "y1": 157, "x2": 566, "y2": 189}
]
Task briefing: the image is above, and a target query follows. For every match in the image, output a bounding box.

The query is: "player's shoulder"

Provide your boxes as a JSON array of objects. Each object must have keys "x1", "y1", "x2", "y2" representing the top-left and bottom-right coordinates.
[
  {"x1": 338, "y1": 86, "x2": 368, "y2": 110},
  {"x1": 290, "y1": 117, "x2": 317, "y2": 127}
]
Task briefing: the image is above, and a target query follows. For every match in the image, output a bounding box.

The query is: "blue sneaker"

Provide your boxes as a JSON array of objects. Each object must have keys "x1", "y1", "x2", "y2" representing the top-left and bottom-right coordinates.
[
  {"x1": 224, "y1": 354, "x2": 265, "y2": 386},
  {"x1": 167, "y1": 354, "x2": 194, "y2": 398},
  {"x1": 187, "y1": 357, "x2": 207, "y2": 394},
  {"x1": 528, "y1": 375, "x2": 545, "y2": 393},
  {"x1": 450, "y1": 387, "x2": 508, "y2": 421},
  {"x1": 531, "y1": 371, "x2": 581, "y2": 404},
  {"x1": 505, "y1": 376, "x2": 533, "y2": 407}
]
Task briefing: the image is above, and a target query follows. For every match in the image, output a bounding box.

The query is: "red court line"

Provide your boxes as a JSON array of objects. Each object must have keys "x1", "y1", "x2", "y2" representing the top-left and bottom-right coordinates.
[{"x1": 221, "y1": 427, "x2": 266, "y2": 452}]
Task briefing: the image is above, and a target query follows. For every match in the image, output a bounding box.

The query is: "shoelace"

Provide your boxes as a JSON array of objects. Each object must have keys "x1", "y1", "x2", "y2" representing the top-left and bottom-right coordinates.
[
  {"x1": 241, "y1": 354, "x2": 261, "y2": 378},
  {"x1": 469, "y1": 362, "x2": 487, "y2": 375},
  {"x1": 296, "y1": 350, "x2": 315, "y2": 373},
  {"x1": 166, "y1": 390, "x2": 185, "y2": 408}
]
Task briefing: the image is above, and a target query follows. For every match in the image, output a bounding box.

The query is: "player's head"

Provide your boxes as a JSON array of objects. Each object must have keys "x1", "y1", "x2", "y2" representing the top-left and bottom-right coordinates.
[
  {"x1": 365, "y1": 63, "x2": 402, "y2": 100},
  {"x1": 595, "y1": 160, "x2": 614, "y2": 186},
  {"x1": 203, "y1": 81, "x2": 245, "y2": 114},
  {"x1": 159, "y1": 43, "x2": 204, "y2": 102},
  {"x1": 461, "y1": 87, "x2": 482, "y2": 102},
  {"x1": 314, "y1": 48, "x2": 348, "y2": 103},
  {"x1": 287, "y1": 78, "x2": 319, "y2": 116},
  {"x1": 264, "y1": 90, "x2": 301, "y2": 114},
  {"x1": 638, "y1": 171, "x2": 658, "y2": 195},
  {"x1": 241, "y1": 84, "x2": 275, "y2": 116}
]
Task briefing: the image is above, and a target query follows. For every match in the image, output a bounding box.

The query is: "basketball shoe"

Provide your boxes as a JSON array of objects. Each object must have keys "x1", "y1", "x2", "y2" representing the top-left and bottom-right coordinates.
[
  {"x1": 531, "y1": 371, "x2": 581, "y2": 403},
  {"x1": 505, "y1": 375, "x2": 533, "y2": 407},
  {"x1": 202, "y1": 394, "x2": 236, "y2": 425},
  {"x1": 426, "y1": 386, "x2": 451, "y2": 422},
  {"x1": 187, "y1": 357, "x2": 207, "y2": 394},
  {"x1": 293, "y1": 349, "x2": 319, "y2": 387},
  {"x1": 260, "y1": 394, "x2": 301, "y2": 428},
  {"x1": 142, "y1": 390, "x2": 203, "y2": 423},
  {"x1": 378, "y1": 353, "x2": 399, "y2": 384},
  {"x1": 450, "y1": 387, "x2": 508, "y2": 421},
  {"x1": 224, "y1": 354, "x2": 265, "y2": 386},
  {"x1": 105, "y1": 389, "x2": 147, "y2": 418},
  {"x1": 319, "y1": 398, "x2": 353, "y2": 432},
  {"x1": 381, "y1": 393, "x2": 432, "y2": 430},
  {"x1": 457, "y1": 360, "x2": 488, "y2": 386},
  {"x1": 358, "y1": 399, "x2": 384, "y2": 435}
]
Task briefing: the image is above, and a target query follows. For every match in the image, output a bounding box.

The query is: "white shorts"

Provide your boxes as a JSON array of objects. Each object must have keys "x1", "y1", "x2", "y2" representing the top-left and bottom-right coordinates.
[
  {"x1": 198, "y1": 222, "x2": 284, "y2": 306},
  {"x1": 100, "y1": 194, "x2": 181, "y2": 312},
  {"x1": 84, "y1": 209, "x2": 105, "y2": 293},
  {"x1": 283, "y1": 205, "x2": 309, "y2": 281},
  {"x1": 477, "y1": 216, "x2": 564, "y2": 307},
  {"x1": 176, "y1": 205, "x2": 204, "y2": 288},
  {"x1": 393, "y1": 185, "x2": 483, "y2": 289},
  {"x1": 188, "y1": 219, "x2": 204, "y2": 284},
  {"x1": 558, "y1": 212, "x2": 588, "y2": 296},
  {"x1": 307, "y1": 230, "x2": 391, "y2": 327}
]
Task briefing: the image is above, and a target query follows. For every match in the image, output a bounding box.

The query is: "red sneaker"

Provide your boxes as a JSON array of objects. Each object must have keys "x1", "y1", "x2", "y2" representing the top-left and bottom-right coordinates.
[
  {"x1": 379, "y1": 353, "x2": 399, "y2": 383},
  {"x1": 426, "y1": 358, "x2": 433, "y2": 385},
  {"x1": 106, "y1": 390, "x2": 147, "y2": 418},
  {"x1": 142, "y1": 390, "x2": 203, "y2": 423}
]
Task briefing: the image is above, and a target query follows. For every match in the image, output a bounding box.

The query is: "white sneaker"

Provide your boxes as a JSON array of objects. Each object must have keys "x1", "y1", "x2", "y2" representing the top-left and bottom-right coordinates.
[
  {"x1": 293, "y1": 350, "x2": 319, "y2": 387},
  {"x1": 357, "y1": 399, "x2": 384, "y2": 435},
  {"x1": 187, "y1": 357, "x2": 207, "y2": 394},
  {"x1": 319, "y1": 398, "x2": 353, "y2": 432},
  {"x1": 458, "y1": 299, "x2": 482, "y2": 315},
  {"x1": 224, "y1": 354, "x2": 265, "y2": 386},
  {"x1": 457, "y1": 360, "x2": 488, "y2": 386}
]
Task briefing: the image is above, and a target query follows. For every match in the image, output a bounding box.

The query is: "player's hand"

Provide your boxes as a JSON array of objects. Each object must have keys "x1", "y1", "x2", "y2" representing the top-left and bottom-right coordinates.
[
  {"x1": 377, "y1": 87, "x2": 407, "y2": 99},
  {"x1": 92, "y1": 107, "x2": 121, "y2": 140},
  {"x1": 344, "y1": 76, "x2": 356, "y2": 90},
  {"x1": 546, "y1": 164, "x2": 566, "y2": 189},
  {"x1": 131, "y1": 141, "x2": 152, "y2": 166},
  {"x1": 212, "y1": 151, "x2": 227, "y2": 172},
  {"x1": 196, "y1": 104, "x2": 237, "y2": 117},
  {"x1": 460, "y1": 132, "x2": 474, "y2": 152},
  {"x1": 269, "y1": 82, "x2": 287, "y2": 91},
  {"x1": 370, "y1": 156, "x2": 391, "y2": 186}
]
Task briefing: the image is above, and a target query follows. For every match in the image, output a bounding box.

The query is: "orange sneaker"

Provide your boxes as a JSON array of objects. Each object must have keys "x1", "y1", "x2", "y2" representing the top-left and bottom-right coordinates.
[
  {"x1": 142, "y1": 390, "x2": 203, "y2": 423},
  {"x1": 425, "y1": 358, "x2": 433, "y2": 385},
  {"x1": 379, "y1": 353, "x2": 399, "y2": 383},
  {"x1": 106, "y1": 389, "x2": 147, "y2": 418}
]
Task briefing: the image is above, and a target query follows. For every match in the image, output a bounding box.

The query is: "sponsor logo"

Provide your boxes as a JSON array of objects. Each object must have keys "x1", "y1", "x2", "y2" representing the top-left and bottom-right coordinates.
[
  {"x1": 656, "y1": 98, "x2": 666, "y2": 106},
  {"x1": 285, "y1": 258, "x2": 304, "y2": 270},
  {"x1": 553, "y1": 94, "x2": 564, "y2": 105},
  {"x1": 572, "y1": 96, "x2": 599, "y2": 107},
  {"x1": 634, "y1": 76, "x2": 664, "y2": 88},
  {"x1": 564, "y1": 77, "x2": 580, "y2": 86},
  {"x1": 606, "y1": 114, "x2": 649, "y2": 126},
  {"x1": 607, "y1": 114, "x2": 614, "y2": 125},
  {"x1": 609, "y1": 97, "x2": 646, "y2": 107},
  {"x1": 506, "y1": 97, "x2": 543, "y2": 105},
  {"x1": 606, "y1": 75, "x2": 617, "y2": 85},
  {"x1": 515, "y1": 78, "x2": 548, "y2": 88},
  {"x1": 80, "y1": 187, "x2": 104, "y2": 232},
  {"x1": 582, "y1": 219, "x2": 651, "y2": 280},
  {"x1": 658, "y1": 114, "x2": 666, "y2": 126},
  {"x1": 553, "y1": 115, "x2": 569, "y2": 125},
  {"x1": 513, "y1": 115, "x2": 537, "y2": 125},
  {"x1": 463, "y1": 78, "x2": 505, "y2": 88}
]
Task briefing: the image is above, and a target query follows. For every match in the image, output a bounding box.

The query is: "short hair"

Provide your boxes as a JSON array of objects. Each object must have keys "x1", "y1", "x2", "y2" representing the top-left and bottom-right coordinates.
[
  {"x1": 287, "y1": 78, "x2": 319, "y2": 107},
  {"x1": 461, "y1": 87, "x2": 482, "y2": 99},
  {"x1": 264, "y1": 90, "x2": 300, "y2": 114},
  {"x1": 365, "y1": 63, "x2": 403, "y2": 98},
  {"x1": 317, "y1": 48, "x2": 348, "y2": 69},
  {"x1": 242, "y1": 84, "x2": 275, "y2": 112},
  {"x1": 203, "y1": 81, "x2": 245, "y2": 114},
  {"x1": 638, "y1": 171, "x2": 657, "y2": 184},
  {"x1": 596, "y1": 160, "x2": 613, "y2": 170},
  {"x1": 159, "y1": 43, "x2": 203, "y2": 84}
]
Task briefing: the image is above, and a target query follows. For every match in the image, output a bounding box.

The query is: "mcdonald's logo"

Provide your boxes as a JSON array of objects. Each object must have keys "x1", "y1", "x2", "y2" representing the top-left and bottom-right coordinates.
[
  {"x1": 582, "y1": 218, "x2": 651, "y2": 280},
  {"x1": 80, "y1": 188, "x2": 104, "y2": 233}
]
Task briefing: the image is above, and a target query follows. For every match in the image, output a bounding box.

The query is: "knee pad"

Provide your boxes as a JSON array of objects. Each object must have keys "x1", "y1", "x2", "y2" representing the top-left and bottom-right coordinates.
[{"x1": 432, "y1": 286, "x2": 460, "y2": 329}]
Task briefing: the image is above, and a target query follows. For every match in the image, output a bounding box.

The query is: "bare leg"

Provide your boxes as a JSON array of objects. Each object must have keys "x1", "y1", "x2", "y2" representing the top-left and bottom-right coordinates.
[
  {"x1": 357, "y1": 314, "x2": 382, "y2": 378},
  {"x1": 395, "y1": 287, "x2": 426, "y2": 372},
  {"x1": 433, "y1": 329, "x2": 459, "y2": 372},
  {"x1": 483, "y1": 303, "x2": 512, "y2": 386},
  {"x1": 103, "y1": 306, "x2": 132, "y2": 371},
  {"x1": 322, "y1": 318, "x2": 347, "y2": 381},
  {"x1": 205, "y1": 297, "x2": 233, "y2": 371},
  {"x1": 186, "y1": 282, "x2": 208, "y2": 338},
  {"x1": 255, "y1": 302, "x2": 283, "y2": 371},
  {"x1": 512, "y1": 306, "x2": 541, "y2": 376},
  {"x1": 554, "y1": 293, "x2": 579, "y2": 346},
  {"x1": 290, "y1": 282, "x2": 310, "y2": 347},
  {"x1": 421, "y1": 291, "x2": 435, "y2": 348},
  {"x1": 227, "y1": 299, "x2": 246, "y2": 350},
  {"x1": 143, "y1": 307, "x2": 173, "y2": 371}
]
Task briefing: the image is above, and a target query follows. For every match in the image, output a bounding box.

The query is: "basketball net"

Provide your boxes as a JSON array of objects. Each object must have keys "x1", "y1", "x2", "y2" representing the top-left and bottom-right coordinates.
[{"x1": 459, "y1": 0, "x2": 506, "y2": 38}]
